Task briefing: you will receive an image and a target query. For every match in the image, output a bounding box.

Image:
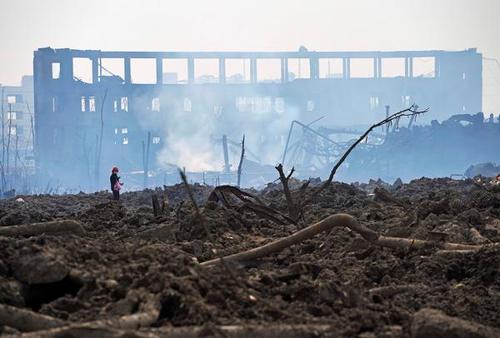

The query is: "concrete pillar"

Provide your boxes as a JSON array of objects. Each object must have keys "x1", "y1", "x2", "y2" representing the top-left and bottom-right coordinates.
[
  {"x1": 188, "y1": 58, "x2": 194, "y2": 84},
  {"x1": 343, "y1": 58, "x2": 350, "y2": 79},
  {"x1": 60, "y1": 53, "x2": 73, "y2": 82},
  {"x1": 250, "y1": 58, "x2": 257, "y2": 83},
  {"x1": 409, "y1": 57, "x2": 413, "y2": 78},
  {"x1": 92, "y1": 57, "x2": 99, "y2": 84},
  {"x1": 219, "y1": 58, "x2": 226, "y2": 83},
  {"x1": 434, "y1": 56, "x2": 440, "y2": 77},
  {"x1": 156, "y1": 57, "x2": 163, "y2": 84},
  {"x1": 310, "y1": 57, "x2": 319, "y2": 79},
  {"x1": 281, "y1": 58, "x2": 288, "y2": 82},
  {"x1": 124, "y1": 57, "x2": 131, "y2": 83},
  {"x1": 376, "y1": 57, "x2": 382, "y2": 78},
  {"x1": 405, "y1": 57, "x2": 410, "y2": 77}
]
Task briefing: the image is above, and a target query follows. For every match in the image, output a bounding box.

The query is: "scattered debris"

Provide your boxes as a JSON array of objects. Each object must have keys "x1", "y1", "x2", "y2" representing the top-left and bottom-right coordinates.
[
  {"x1": 0, "y1": 177, "x2": 498, "y2": 337},
  {"x1": 0, "y1": 220, "x2": 85, "y2": 237}
]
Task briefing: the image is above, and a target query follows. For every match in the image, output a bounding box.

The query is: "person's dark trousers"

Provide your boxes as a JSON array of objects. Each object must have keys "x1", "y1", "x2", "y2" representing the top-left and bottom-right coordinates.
[{"x1": 113, "y1": 190, "x2": 120, "y2": 200}]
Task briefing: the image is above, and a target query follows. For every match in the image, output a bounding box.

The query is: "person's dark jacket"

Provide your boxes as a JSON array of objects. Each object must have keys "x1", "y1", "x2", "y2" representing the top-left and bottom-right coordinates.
[{"x1": 110, "y1": 173, "x2": 119, "y2": 191}]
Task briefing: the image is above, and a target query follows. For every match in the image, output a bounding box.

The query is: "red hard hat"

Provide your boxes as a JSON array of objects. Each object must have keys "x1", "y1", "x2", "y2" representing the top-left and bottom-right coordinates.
[{"x1": 112, "y1": 167, "x2": 119, "y2": 172}]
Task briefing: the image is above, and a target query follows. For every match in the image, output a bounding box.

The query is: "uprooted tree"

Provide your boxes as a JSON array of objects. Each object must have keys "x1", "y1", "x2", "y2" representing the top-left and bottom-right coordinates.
[{"x1": 275, "y1": 105, "x2": 428, "y2": 221}]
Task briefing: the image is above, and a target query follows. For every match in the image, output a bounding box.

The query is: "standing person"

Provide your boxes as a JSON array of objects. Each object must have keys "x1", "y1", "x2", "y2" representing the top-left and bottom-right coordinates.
[{"x1": 110, "y1": 167, "x2": 123, "y2": 200}]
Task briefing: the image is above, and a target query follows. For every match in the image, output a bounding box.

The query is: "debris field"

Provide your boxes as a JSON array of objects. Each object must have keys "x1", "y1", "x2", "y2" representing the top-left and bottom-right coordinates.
[{"x1": 0, "y1": 177, "x2": 499, "y2": 337}]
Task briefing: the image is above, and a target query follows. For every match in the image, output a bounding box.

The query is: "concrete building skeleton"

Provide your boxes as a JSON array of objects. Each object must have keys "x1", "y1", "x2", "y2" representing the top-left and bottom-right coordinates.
[
  {"x1": 0, "y1": 76, "x2": 35, "y2": 179},
  {"x1": 33, "y1": 47, "x2": 482, "y2": 188}
]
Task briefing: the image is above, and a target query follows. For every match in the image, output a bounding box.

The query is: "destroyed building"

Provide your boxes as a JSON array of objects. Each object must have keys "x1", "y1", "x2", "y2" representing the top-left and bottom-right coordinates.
[
  {"x1": 0, "y1": 75, "x2": 35, "y2": 179},
  {"x1": 33, "y1": 48, "x2": 482, "y2": 189}
]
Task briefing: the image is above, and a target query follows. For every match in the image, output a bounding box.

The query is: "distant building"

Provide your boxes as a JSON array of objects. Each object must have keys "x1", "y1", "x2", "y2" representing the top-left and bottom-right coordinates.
[
  {"x1": 0, "y1": 76, "x2": 35, "y2": 174},
  {"x1": 33, "y1": 48, "x2": 482, "y2": 188}
]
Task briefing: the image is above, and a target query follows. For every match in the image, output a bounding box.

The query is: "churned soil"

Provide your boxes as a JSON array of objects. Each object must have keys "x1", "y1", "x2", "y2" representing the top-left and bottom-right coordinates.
[{"x1": 0, "y1": 178, "x2": 499, "y2": 337}]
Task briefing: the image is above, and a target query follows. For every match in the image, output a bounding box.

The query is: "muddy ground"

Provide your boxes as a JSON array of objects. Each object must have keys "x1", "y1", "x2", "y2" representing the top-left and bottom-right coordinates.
[{"x1": 0, "y1": 178, "x2": 499, "y2": 337}]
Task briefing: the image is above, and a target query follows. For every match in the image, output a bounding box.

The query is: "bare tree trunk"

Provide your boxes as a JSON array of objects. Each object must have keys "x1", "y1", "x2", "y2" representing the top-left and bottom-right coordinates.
[
  {"x1": 144, "y1": 132, "x2": 151, "y2": 188},
  {"x1": 161, "y1": 185, "x2": 170, "y2": 212},
  {"x1": 94, "y1": 89, "x2": 108, "y2": 190},
  {"x1": 222, "y1": 134, "x2": 230, "y2": 174},
  {"x1": 14, "y1": 135, "x2": 18, "y2": 181},
  {"x1": 237, "y1": 135, "x2": 245, "y2": 187},
  {"x1": 0, "y1": 304, "x2": 66, "y2": 332},
  {"x1": 0, "y1": 161, "x2": 6, "y2": 194},
  {"x1": 94, "y1": 134, "x2": 99, "y2": 189},
  {"x1": 275, "y1": 164, "x2": 298, "y2": 220},
  {"x1": 24, "y1": 102, "x2": 36, "y2": 193},
  {"x1": 1, "y1": 88, "x2": 5, "y2": 183},
  {"x1": 151, "y1": 194, "x2": 160, "y2": 216},
  {"x1": 6, "y1": 103, "x2": 13, "y2": 186}
]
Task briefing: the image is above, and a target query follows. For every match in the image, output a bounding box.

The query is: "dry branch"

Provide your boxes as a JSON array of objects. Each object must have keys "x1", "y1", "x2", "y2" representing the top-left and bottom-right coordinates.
[
  {"x1": 161, "y1": 185, "x2": 170, "y2": 212},
  {"x1": 0, "y1": 304, "x2": 66, "y2": 332},
  {"x1": 8, "y1": 327, "x2": 156, "y2": 338},
  {"x1": 152, "y1": 193, "x2": 161, "y2": 216},
  {"x1": 368, "y1": 284, "x2": 426, "y2": 300},
  {"x1": 153, "y1": 324, "x2": 335, "y2": 338},
  {"x1": 374, "y1": 235, "x2": 482, "y2": 251},
  {"x1": 201, "y1": 213, "x2": 376, "y2": 267},
  {"x1": 201, "y1": 213, "x2": 491, "y2": 267},
  {"x1": 300, "y1": 106, "x2": 428, "y2": 210},
  {"x1": 275, "y1": 164, "x2": 298, "y2": 220},
  {"x1": 0, "y1": 220, "x2": 85, "y2": 237},
  {"x1": 10, "y1": 324, "x2": 336, "y2": 338},
  {"x1": 94, "y1": 88, "x2": 108, "y2": 188},
  {"x1": 179, "y1": 169, "x2": 201, "y2": 218},
  {"x1": 208, "y1": 185, "x2": 296, "y2": 225},
  {"x1": 237, "y1": 135, "x2": 245, "y2": 187},
  {"x1": 14, "y1": 289, "x2": 159, "y2": 338}
]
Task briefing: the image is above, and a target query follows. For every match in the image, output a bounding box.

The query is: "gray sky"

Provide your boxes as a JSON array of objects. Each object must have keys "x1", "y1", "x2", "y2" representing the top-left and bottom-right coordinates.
[{"x1": 1, "y1": 0, "x2": 499, "y2": 109}]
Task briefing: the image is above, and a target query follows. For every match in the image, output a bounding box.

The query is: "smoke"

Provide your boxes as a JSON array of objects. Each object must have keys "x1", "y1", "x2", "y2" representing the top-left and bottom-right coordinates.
[
  {"x1": 157, "y1": 108, "x2": 221, "y2": 172},
  {"x1": 142, "y1": 86, "x2": 304, "y2": 173}
]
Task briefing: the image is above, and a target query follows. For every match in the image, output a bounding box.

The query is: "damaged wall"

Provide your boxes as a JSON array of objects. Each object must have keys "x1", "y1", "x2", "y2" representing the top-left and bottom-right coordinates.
[{"x1": 33, "y1": 48, "x2": 482, "y2": 190}]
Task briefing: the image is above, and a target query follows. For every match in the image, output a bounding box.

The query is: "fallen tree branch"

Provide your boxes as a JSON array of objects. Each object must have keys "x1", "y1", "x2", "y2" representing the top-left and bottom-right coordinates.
[
  {"x1": 0, "y1": 304, "x2": 66, "y2": 332},
  {"x1": 374, "y1": 236, "x2": 482, "y2": 251},
  {"x1": 0, "y1": 220, "x2": 85, "y2": 237},
  {"x1": 208, "y1": 185, "x2": 296, "y2": 225},
  {"x1": 201, "y1": 213, "x2": 492, "y2": 267},
  {"x1": 13, "y1": 289, "x2": 159, "y2": 338},
  {"x1": 368, "y1": 284, "x2": 427, "y2": 301},
  {"x1": 201, "y1": 213, "x2": 376, "y2": 267},
  {"x1": 7, "y1": 327, "x2": 156, "y2": 338},
  {"x1": 153, "y1": 324, "x2": 336, "y2": 338},
  {"x1": 9, "y1": 324, "x2": 336, "y2": 338}
]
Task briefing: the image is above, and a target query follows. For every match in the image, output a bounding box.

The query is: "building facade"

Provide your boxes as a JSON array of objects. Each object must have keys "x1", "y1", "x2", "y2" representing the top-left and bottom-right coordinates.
[
  {"x1": 0, "y1": 75, "x2": 35, "y2": 181},
  {"x1": 33, "y1": 48, "x2": 482, "y2": 188}
]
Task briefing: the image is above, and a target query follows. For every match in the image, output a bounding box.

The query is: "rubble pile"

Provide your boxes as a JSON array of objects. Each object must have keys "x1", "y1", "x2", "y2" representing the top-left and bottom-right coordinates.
[{"x1": 0, "y1": 177, "x2": 498, "y2": 337}]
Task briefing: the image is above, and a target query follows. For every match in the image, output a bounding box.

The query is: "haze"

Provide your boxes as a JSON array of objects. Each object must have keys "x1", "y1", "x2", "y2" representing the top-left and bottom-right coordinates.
[{"x1": 0, "y1": 0, "x2": 499, "y2": 111}]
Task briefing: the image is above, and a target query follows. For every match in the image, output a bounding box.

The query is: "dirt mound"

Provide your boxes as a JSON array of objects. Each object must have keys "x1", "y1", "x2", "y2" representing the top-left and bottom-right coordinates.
[{"x1": 0, "y1": 178, "x2": 498, "y2": 337}]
